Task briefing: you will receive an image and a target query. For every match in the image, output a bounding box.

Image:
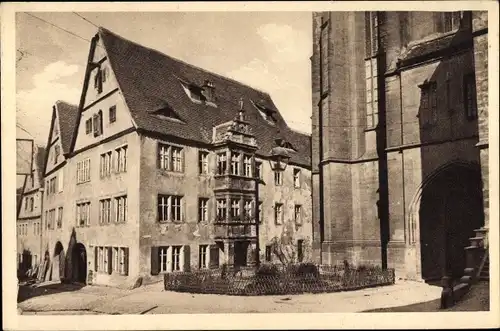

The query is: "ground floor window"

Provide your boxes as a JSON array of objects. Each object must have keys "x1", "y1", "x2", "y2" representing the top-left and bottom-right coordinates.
[
  {"x1": 95, "y1": 246, "x2": 128, "y2": 275},
  {"x1": 199, "y1": 245, "x2": 209, "y2": 269},
  {"x1": 265, "y1": 245, "x2": 272, "y2": 262},
  {"x1": 151, "y1": 245, "x2": 187, "y2": 275}
]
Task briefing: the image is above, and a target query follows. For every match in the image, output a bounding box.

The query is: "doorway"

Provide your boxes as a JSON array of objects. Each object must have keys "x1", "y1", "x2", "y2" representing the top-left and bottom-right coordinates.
[
  {"x1": 419, "y1": 164, "x2": 484, "y2": 280},
  {"x1": 72, "y1": 243, "x2": 87, "y2": 284},
  {"x1": 233, "y1": 241, "x2": 249, "y2": 267}
]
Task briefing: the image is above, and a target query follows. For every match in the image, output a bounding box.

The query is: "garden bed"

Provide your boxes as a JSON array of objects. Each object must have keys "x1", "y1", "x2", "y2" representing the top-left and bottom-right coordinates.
[{"x1": 164, "y1": 263, "x2": 395, "y2": 296}]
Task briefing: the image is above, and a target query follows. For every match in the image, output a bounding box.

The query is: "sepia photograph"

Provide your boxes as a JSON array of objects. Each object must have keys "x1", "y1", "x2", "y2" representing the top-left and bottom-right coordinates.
[{"x1": 2, "y1": 1, "x2": 499, "y2": 330}]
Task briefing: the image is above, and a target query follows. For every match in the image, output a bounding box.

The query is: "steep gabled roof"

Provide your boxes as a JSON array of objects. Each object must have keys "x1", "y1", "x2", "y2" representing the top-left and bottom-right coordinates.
[
  {"x1": 55, "y1": 101, "x2": 79, "y2": 155},
  {"x1": 98, "y1": 27, "x2": 311, "y2": 167}
]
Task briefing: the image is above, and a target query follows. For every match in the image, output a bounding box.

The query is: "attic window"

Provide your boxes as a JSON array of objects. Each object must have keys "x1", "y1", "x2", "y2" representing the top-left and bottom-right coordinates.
[
  {"x1": 251, "y1": 100, "x2": 277, "y2": 125},
  {"x1": 94, "y1": 68, "x2": 103, "y2": 94},
  {"x1": 179, "y1": 80, "x2": 217, "y2": 107},
  {"x1": 152, "y1": 107, "x2": 185, "y2": 123}
]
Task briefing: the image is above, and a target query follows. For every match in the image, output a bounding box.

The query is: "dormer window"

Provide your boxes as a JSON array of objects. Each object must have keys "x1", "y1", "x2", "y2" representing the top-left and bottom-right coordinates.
[
  {"x1": 251, "y1": 100, "x2": 277, "y2": 125},
  {"x1": 178, "y1": 77, "x2": 217, "y2": 107},
  {"x1": 201, "y1": 80, "x2": 216, "y2": 103},
  {"x1": 152, "y1": 107, "x2": 185, "y2": 123}
]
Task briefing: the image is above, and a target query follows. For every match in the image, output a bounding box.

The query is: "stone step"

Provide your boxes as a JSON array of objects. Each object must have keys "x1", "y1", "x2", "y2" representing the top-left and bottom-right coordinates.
[
  {"x1": 468, "y1": 237, "x2": 485, "y2": 247},
  {"x1": 474, "y1": 227, "x2": 488, "y2": 237}
]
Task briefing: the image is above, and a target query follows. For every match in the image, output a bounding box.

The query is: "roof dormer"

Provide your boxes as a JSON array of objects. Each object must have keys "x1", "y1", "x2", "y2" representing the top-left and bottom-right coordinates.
[{"x1": 251, "y1": 99, "x2": 277, "y2": 125}]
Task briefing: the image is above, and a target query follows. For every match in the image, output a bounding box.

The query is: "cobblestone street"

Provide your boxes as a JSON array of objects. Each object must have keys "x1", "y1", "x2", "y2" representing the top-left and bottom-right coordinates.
[{"x1": 18, "y1": 280, "x2": 443, "y2": 314}]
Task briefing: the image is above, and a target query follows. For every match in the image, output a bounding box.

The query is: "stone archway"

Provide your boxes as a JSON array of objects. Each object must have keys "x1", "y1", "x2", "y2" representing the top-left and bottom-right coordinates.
[
  {"x1": 53, "y1": 241, "x2": 65, "y2": 281},
  {"x1": 72, "y1": 243, "x2": 87, "y2": 284},
  {"x1": 408, "y1": 162, "x2": 484, "y2": 281}
]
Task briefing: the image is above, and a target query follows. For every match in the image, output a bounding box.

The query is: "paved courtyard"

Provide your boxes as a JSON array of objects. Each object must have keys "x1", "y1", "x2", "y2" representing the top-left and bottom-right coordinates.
[{"x1": 18, "y1": 280, "x2": 444, "y2": 315}]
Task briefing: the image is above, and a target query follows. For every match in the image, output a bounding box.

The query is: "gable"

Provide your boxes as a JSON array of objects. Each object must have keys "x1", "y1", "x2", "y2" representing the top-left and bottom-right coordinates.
[{"x1": 72, "y1": 36, "x2": 136, "y2": 152}]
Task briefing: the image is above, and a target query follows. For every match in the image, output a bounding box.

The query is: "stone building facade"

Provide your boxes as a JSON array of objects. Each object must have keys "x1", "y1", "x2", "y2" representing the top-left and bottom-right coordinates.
[
  {"x1": 16, "y1": 145, "x2": 45, "y2": 275},
  {"x1": 33, "y1": 27, "x2": 311, "y2": 287},
  {"x1": 311, "y1": 11, "x2": 488, "y2": 281}
]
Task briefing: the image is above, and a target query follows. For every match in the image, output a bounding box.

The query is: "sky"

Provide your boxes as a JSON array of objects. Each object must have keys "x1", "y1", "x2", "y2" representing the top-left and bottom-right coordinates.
[{"x1": 16, "y1": 11, "x2": 313, "y2": 147}]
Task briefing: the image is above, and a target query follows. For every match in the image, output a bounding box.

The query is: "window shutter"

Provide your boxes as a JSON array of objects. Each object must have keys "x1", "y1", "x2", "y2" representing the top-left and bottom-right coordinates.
[
  {"x1": 107, "y1": 247, "x2": 113, "y2": 275},
  {"x1": 181, "y1": 149, "x2": 185, "y2": 173},
  {"x1": 183, "y1": 245, "x2": 190, "y2": 272},
  {"x1": 94, "y1": 246, "x2": 98, "y2": 272},
  {"x1": 123, "y1": 247, "x2": 129, "y2": 276},
  {"x1": 150, "y1": 246, "x2": 159, "y2": 275},
  {"x1": 209, "y1": 245, "x2": 219, "y2": 269}
]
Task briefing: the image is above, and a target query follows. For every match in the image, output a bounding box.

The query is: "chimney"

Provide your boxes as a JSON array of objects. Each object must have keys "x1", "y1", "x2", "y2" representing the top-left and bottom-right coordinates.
[{"x1": 202, "y1": 80, "x2": 215, "y2": 102}]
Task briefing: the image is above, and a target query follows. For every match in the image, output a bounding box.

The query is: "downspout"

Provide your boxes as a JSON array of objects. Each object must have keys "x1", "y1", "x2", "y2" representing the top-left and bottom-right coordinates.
[{"x1": 39, "y1": 187, "x2": 45, "y2": 270}]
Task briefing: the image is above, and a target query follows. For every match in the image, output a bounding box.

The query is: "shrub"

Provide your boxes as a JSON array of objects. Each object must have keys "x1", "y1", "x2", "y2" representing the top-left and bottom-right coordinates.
[
  {"x1": 256, "y1": 263, "x2": 280, "y2": 278},
  {"x1": 295, "y1": 263, "x2": 320, "y2": 279}
]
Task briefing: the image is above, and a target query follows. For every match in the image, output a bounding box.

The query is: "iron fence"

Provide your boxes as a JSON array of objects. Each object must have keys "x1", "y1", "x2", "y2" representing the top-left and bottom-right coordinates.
[{"x1": 164, "y1": 263, "x2": 395, "y2": 296}]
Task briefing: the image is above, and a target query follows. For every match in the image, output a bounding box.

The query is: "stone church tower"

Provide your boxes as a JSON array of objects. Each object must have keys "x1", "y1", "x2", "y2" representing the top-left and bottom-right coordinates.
[{"x1": 311, "y1": 11, "x2": 489, "y2": 281}]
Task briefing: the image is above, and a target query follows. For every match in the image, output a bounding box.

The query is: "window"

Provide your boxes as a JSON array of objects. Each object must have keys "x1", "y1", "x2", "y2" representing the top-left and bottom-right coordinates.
[
  {"x1": 365, "y1": 58, "x2": 379, "y2": 128},
  {"x1": 46, "y1": 177, "x2": 56, "y2": 195},
  {"x1": 48, "y1": 209, "x2": 55, "y2": 230},
  {"x1": 159, "y1": 247, "x2": 169, "y2": 273},
  {"x1": 57, "y1": 207, "x2": 63, "y2": 228},
  {"x1": 100, "y1": 151, "x2": 112, "y2": 178},
  {"x1": 94, "y1": 68, "x2": 103, "y2": 94},
  {"x1": 112, "y1": 247, "x2": 120, "y2": 273},
  {"x1": 256, "y1": 161, "x2": 262, "y2": 179},
  {"x1": 231, "y1": 199, "x2": 240, "y2": 219},
  {"x1": 243, "y1": 155, "x2": 252, "y2": 177},
  {"x1": 116, "y1": 145, "x2": 128, "y2": 173},
  {"x1": 85, "y1": 118, "x2": 93, "y2": 135},
  {"x1": 293, "y1": 169, "x2": 301, "y2": 188},
  {"x1": 244, "y1": 200, "x2": 253, "y2": 221},
  {"x1": 231, "y1": 152, "x2": 240, "y2": 176},
  {"x1": 419, "y1": 81, "x2": 438, "y2": 126},
  {"x1": 93, "y1": 110, "x2": 103, "y2": 137},
  {"x1": 199, "y1": 245, "x2": 209, "y2": 269},
  {"x1": 30, "y1": 197, "x2": 34, "y2": 211},
  {"x1": 274, "y1": 170, "x2": 283, "y2": 186},
  {"x1": 156, "y1": 246, "x2": 185, "y2": 273},
  {"x1": 45, "y1": 211, "x2": 48, "y2": 230},
  {"x1": 76, "y1": 202, "x2": 91, "y2": 227},
  {"x1": 114, "y1": 195, "x2": 127, "y2": 223},
  {"x1": 275, "y1": 203, "x2": 283, "y2": 225},
  {"x1": 158, "y1": 143, "x2": 184, "y2": 172},
  {"x1": 97, "y1": 246, "x2": 108, "y2": 273},
  {"x1": 109, "y1": 105, "x2": 117, "y2": 123},
  {"x1": 119, "y1": 247, "x2": 127, "y2": 275},
  {"x1": 216, "y1": 199, "x2": 227, "y2": 221},
  {"x1": 99, "y1": 198, "x2": 111, "y2": 224},
  {"x1": 217, "y1": 153, "x2": 227, "y2": 175},
  {"x1": 77, "y1": 159, "x2": 91, "y2": 184},
  {"x1": 102, "y1": 67, "x2": 108, "y2": 83},
  {"x1": 157, "y1": 195, "x2": 183, "y2": 222},
  {"x1": 265, "y1": 245, "x2": 272, "y2": 262},
  {"x1": 172, "y1": 246, "x2": 182, "y2": 272},
  {"x1": 464, "y1": 74, "x2": 478, "y2": 120},
  {"x1": 442, "y1": 12, "x2": 461, "y2": 33},
  {"x1": 365, "y1": 12, "x2": 379, "y2": 57},
  {"x1": 297, "y1": 240, "x2": 304, "y2": 262},
  {"x1": 54, "y1": 145, "x2": 60, "y2": 165},
  {"x1": 294, "y1": 205, "x2": 302, "y2": 225},
  {"x1": 107, "y1": 247, "x2": 128, "y2": 275},
  {"x1": 198, "y1": 151, "x2": 209, "y2": 174},
  {"x1": 198, "y1": 198, "x2": 209, "y2": 222}
]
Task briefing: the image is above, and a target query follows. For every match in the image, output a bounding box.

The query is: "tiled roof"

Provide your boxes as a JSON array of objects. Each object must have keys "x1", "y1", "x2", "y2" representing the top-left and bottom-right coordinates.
[
  {"x1": 56, "y1": 101, "x2": 79, "y2": 155},
  {"x1": 398, "y1": 29, "x2": 472, "y2": 66},
  {"x1": 98, "y1": 28, "x2": 311, "y2": 168}
]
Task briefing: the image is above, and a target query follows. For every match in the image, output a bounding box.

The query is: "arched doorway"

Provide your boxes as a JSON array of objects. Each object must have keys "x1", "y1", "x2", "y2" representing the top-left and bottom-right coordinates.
[
  {"x1": 53, "y1": 241, "x2": 65, "y2": 281},
  {"x1": 419, "y1": 164, "x2": 484, "y2": 281},
  {"x1": 72, "y1": 243, "x2": 87, "y2": 284}
]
